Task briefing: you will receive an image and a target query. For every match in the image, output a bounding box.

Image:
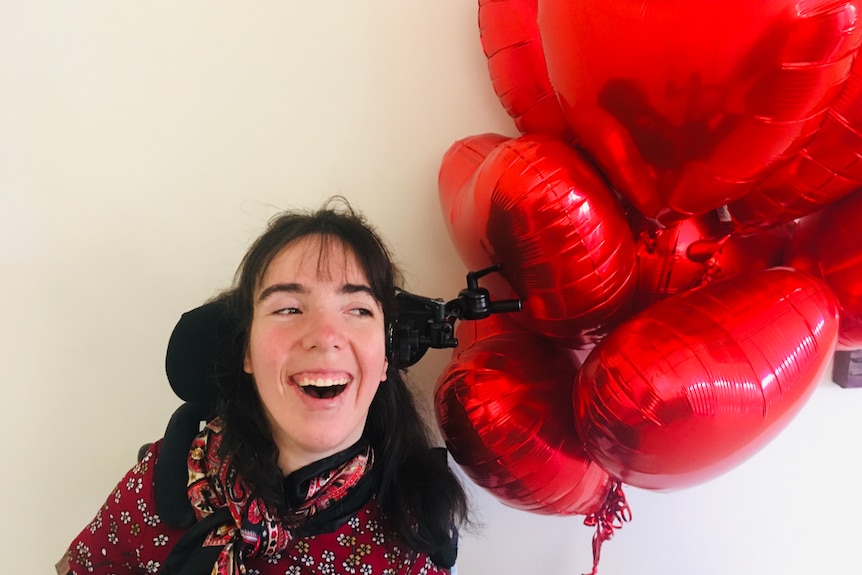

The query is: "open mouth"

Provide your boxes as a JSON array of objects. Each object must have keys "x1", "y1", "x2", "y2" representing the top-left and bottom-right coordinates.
[
  {"x1": 295, "y1": 376, "x2": 350, "y2": 400},
  {"x1": 300, "y1": 384, "x2": 348, "y2": 399}
]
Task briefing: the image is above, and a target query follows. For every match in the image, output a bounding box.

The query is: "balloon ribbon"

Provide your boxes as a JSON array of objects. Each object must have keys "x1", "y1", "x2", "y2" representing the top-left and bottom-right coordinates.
[{"x1": 582, "y1": 481, "x2": 631, "y2": 575}]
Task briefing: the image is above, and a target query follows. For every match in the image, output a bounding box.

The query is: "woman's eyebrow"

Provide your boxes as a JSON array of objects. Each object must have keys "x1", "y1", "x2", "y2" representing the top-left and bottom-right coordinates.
[
  {"x1": 257, "y1": 282, "x2": 306, "y2": 302},
  {"x1": 341, "y1": 283, "x2": 376, "y2": 298},
  {"x1": 257, "y1": 282, "x2": 375, "y2": 302}
]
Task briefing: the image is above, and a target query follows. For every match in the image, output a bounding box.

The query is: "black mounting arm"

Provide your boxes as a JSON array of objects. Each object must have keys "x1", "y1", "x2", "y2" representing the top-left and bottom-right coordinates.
[{"x1": 389, "y1": 264, "x2": 522, "y2": 368}]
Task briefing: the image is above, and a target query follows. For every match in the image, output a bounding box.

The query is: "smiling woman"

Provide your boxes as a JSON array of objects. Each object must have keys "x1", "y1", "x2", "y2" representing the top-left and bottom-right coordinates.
[
  {"x1": 58, "y1": 197, "x2": 468, "y2": 575},
  {"x1": 243, "y1": 234, "x2": 390, "y2": 475}
]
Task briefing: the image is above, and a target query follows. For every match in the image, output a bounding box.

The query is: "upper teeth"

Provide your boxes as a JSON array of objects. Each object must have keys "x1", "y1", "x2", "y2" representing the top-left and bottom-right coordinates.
[{"x1": 297, "y1": 377, "x2": 349, "y2": 388}]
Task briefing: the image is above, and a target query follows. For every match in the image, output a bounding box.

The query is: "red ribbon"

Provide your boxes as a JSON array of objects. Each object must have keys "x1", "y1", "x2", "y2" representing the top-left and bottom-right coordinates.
[{"x1": 582, "y1": 481, "x2": 631, "y2": 575}]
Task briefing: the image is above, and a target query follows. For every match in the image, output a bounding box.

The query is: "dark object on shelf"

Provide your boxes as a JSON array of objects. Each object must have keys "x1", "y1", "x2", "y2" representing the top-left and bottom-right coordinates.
[{"x1": 832, "y1": 349, "x2": 862, "y2": 388}]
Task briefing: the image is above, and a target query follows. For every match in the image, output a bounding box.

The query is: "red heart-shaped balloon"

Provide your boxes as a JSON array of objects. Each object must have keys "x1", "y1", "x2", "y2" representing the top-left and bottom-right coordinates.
[
  {"x1": 798, "y1": 188, "x2": 862, "y2": 349},
  {"x1": 435, "y1": 315, "x2": 611, "y2": 515},
  {"x1": 632, "y1": 211, "x2": 726, "y2": 312},
  {"x1": 439, "y1": 133, "x2": 637, "y2": 347},
  {"x1": 538, "y1": 0, "x2": 862, "y2": 223},
  {"x1": 728, "y1": 47, "x2": 862, "y2": 230},
  {"x1": 634, "y1": 212, "x2": 797, "y2": 313},
  {"x1": 438, "y1": 133, "x2": 520, "y2": 304},
  {"x1": 783, "y1": 212, "x2": 823, "y2": 277},
  {"x1": 710, "y1": 220, "x2": 796, "y2": 280},
  {"x1": 478, "y1": 0, "x2": 574, "y2": 142},
  {"x1": 574, "y1": 267, "x2": 839, "y2": 490}
]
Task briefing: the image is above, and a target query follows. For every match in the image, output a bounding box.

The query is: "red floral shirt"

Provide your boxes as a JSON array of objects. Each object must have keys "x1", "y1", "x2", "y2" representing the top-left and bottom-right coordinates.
[{"x1": 67, "y1": 441, "x2": 449, "y2": 575}]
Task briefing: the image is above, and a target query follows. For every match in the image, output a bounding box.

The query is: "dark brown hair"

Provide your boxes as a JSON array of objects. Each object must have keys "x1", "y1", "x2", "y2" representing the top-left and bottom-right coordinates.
[{"x1": 214, "y1": 196, "x2": 468, "y2": 564}]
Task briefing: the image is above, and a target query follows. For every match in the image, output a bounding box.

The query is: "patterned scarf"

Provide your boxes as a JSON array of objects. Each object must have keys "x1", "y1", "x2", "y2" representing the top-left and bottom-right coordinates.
[{"x1": 186, "y1": 418, "x2": 374, "y2": 574}]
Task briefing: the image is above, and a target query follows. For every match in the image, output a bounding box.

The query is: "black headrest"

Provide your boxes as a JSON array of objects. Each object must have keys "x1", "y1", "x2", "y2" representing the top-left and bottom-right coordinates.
[{"x1": 164, "y1": 299, "x2": 241, "y2": 406}]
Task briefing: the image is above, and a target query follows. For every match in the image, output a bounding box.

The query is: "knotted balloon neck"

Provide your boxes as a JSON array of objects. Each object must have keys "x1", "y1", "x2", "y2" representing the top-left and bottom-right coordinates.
[{"x1": 582, "y1": 481, "x2": 631, "y2": 575}]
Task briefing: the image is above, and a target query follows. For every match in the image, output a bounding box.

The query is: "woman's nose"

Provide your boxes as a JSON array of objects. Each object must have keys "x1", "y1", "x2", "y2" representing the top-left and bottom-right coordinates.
[{"x1": 301, "y1": 310, "x2": 345, "y2": 350}]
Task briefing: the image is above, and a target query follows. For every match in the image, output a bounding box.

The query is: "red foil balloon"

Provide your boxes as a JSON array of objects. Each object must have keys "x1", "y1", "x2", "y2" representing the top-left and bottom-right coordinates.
[
  {"x1": 728, "y1": 45, "x2": 862, "y2": 230},
  {"x1": 479, "y1": 0, "x2": 574, "y2": 142},
  {"x1": 783, "y1": 212, "x2": 824, "y2": 276},
  {"x1": 710, "y1": 221, "x2": 796, "y2": 281},
  {"x1": 634, "y1": 212, "x2": 795, "y2": 312},
  {"x1": 438, "y1": 133, "x2": 521, "y2": 304},
  {"x1": 435, "y1": 315, "x2": 612, "y2": 515},
  {"x1": 439, "y1": 133, "x2": 637, "y2": 347},
  {"x1": 538, "y1": 0, "x2": 862, "y2": 223},
  {"x1": 803, "y1": 189, "x2": 862, "y2": 349},
  {"x1": 633, "y1": 211, "x2": 726, "y2": 312},
  {"x1": 438, "y1": 133, "x2": 510, "y2": 221},
  {"x1": 574, "y1": 267, "x2": 839, "y2": 491}
]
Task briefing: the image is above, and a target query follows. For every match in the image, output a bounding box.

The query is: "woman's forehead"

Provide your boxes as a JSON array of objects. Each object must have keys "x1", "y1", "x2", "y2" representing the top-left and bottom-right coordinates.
[{"x1": 262, "y1": 235, "x2": 368, "y2": 286}]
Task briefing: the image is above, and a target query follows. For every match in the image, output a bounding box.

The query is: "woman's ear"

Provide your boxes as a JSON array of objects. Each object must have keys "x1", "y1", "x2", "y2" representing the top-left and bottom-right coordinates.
[
  {"x1": 381, "y1": 357, "x2": 389, "y2": 382},
  {"x1": 243, "y1": 346, "x2": 253, "y2": 375}
]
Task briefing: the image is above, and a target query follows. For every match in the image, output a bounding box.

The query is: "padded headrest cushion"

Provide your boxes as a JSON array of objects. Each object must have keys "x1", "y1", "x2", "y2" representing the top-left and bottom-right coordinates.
[{"x1": 164, "y1": 299, "x2": 241, "y2": 405}]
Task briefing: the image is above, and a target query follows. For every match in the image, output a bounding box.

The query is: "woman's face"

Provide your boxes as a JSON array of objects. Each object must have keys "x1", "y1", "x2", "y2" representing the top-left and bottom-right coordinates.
[{"x1": 243, "y1": 234, "x2": 388, "y2": 474}]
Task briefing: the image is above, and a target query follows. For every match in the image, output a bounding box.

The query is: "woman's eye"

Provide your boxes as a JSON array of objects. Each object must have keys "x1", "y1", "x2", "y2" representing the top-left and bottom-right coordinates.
[
  {"x1": 349, "y1": 307, "x2": 374, "y2": 317},
  {"x1": 276, "y1": 307, "x2": 301, "y2": 315}
]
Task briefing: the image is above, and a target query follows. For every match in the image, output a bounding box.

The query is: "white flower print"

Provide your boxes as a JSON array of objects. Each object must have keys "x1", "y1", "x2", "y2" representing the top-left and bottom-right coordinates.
[
  {"x1": 321, "y1": 550, "x2": 335, "y2": 563},
  {"x1": 134, "y1": 451, "x2": 152, "y2": 473},
  {"x1": 287, "y1": 566, "x2": 302, "y2": 575},
  {"x1": 337, "y1": 533, "x2": 356, "y2": 546},
  {"x1": 417, "y1": 556, "x2": 435, "y2": 575},
  {"x1": 319, "y1": 564, "x2": 334, "y2": 575},
  {"x1": 137, "y1": 498, "x2": 147, "y2": 513},
  {"x1": 144, "y1": 560, "x2": 161, "y2": 573},
  {"x1": 266, "y1": 552, "x2": 282, "y2": 565},
  {"x1": 120, "y1": 511, "x2": 131, "y2": 524},
  {"x1": 88, "y1": 511, "x2": 103, "y2": 533},
  {"x1": 75, "y1": 541, "x2": 91, "y2": 560},
  {"x1": 154, "y1": 534, "x2": 169, "y2": 547},
  {"x1": 301, "y1": 554, "x2": 314, "y2": 567},
  {"x1": 143, "y1": 513, "x2": 160, "y2": 527},
  {"x1": 348, "y1": 516, "x2": 360, "y2": 529},
  {"x1": 360, "y1": 564, "x2": 373, "y2": 575},
  {"x1": 384, "y1": 546, "x2": 402, "y2": 564}
]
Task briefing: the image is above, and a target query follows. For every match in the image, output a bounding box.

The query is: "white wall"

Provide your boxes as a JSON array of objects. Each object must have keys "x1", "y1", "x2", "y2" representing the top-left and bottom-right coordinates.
[{"x1": 2, "y1": 3, "x2": 861, "y2": 574}]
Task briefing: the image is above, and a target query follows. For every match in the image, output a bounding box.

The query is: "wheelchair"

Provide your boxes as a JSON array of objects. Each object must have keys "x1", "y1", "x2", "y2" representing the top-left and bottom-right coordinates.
[{"x1": 147, "y1": 266, "x2": 520, "y2": 530}]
